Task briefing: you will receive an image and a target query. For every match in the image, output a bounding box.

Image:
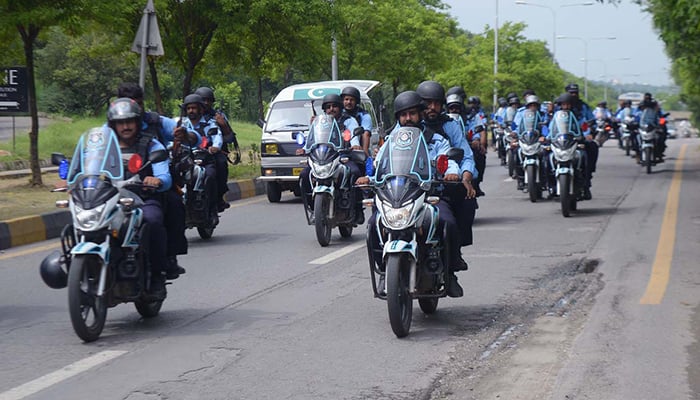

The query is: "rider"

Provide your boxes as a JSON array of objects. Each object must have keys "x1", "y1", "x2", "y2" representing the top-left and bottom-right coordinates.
[
  {"x1": 297, "y1": 93, "x2": 364, "y2": 223},
  {"x1": 107, "y1": 98, "x2": 172, "y2": 297},
  {"x1": 416, "y1": 80, "x2": 477, "y2": 253},
  {"x1": 548, "y1": 93, "x2": 587, "y2": 198},
  {"x1": 514, "y1": 94, "x2": 546, "y2": 191},
  {"x1": 614, "y1": 99, "x2": 634, "y2": 149},
  {"x1": 116, "y1": 82, "x2": 197, "y2": 280},
  {"x1": 446, "y1": 93, "x2": 486, "y2": 197},
  {"x1": 640, "y1": 92, "x2": 667, "y2": 162},
  {"x1": 194, "y1": 87, "x2": 237, "y2": 212},
  {"x1": 356, "y1": 90, "x2": 468, "y2": 298},
  {"x1": 340, "y1": 86, "x2": 373, "y2": 157},
  {"x1": 182, "y1": 93, "x2": 222, "y2": 217},
  {"x1": 562, "y1": 83, "x2": 596, "y2": 200}
]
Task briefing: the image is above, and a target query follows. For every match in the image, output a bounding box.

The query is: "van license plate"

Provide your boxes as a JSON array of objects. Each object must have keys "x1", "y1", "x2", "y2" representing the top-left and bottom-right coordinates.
[{"x1": 292, "y1": 167, "x2": 303, "y2": 176}]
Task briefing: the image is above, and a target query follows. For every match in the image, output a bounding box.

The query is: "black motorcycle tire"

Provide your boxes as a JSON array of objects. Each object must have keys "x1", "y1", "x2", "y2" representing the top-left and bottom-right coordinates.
[
  {"x1": 645, "y1": 147, "x2": 653, "y2": 174},
  {"x1": 339, "y1": 225, "x2": 353, "y2": 238},
  {"x1": 386, "y1": 254, "x2": 412, "y2": 338},
  {"x1": 134, "y1": 223, "x2": 163, "y2": 318},
  {"x1": 68, "y1": 254, "x2": 107, "y2": 342},
  {"x1": 197, "y1": 178, "x2": 216, "y2": 239},
  {"x1": 418, "y1": 297, "x2": 439, "y2": 315},
  {"x1": 507, "y1": 149, "x2": 516, "y2": 178},
  {"x1": 526, "y1": 164, "x2": 538, "y2": 203},
  {"x1": 624, "y1": 138, "x2": 630, "y2": 156},
  {"x1": 559, "y1": 174, "x2": 572, "y2": 218},
  {"x1": 314, "y1": 193, "x2": 332, "y2": 247}
]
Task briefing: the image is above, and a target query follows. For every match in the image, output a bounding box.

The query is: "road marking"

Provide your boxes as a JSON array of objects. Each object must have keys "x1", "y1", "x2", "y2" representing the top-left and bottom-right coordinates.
[
  {"x1": 228, "y1": 196, "x2": 266, "y2": 208},
  {"x1": 0, "y1": 350, "x2": 127, "y2": 400},
  {"x1": 640, "y1": 144, "x2": 686, "y2": 305},
  {"x1": 0, "y1": 242, "x2": 59, "y2": 261},
  {"x1": 309, "y1": 242, "x2": 365, "y2": 265}
]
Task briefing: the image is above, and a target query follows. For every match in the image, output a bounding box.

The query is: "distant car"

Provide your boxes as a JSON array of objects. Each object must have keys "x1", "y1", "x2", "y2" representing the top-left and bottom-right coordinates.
[{"x1": 666, "y1": 119, "x2": 676, "y2": 139}]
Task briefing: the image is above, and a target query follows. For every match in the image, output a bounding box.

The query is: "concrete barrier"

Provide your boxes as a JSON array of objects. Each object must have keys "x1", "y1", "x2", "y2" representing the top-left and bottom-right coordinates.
[{"x1": 0, "y1": 179, "x2": 266, "y2": 250}]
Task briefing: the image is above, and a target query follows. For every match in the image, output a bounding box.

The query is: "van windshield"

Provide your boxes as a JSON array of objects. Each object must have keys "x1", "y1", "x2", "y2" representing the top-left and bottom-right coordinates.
[{"x1": 266, "y1": 100, "x2": 323, "y2": 132}]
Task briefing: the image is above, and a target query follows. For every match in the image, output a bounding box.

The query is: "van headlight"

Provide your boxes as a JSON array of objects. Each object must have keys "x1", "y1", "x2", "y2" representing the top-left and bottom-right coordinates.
[{"x1": 75, "y1": 204, "x2": 105, "y2": 230}]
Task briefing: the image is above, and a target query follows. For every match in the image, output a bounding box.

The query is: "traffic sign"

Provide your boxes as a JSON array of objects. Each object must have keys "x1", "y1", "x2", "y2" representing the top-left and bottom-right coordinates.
[{"x1": 0, "y1": 67, "x2": 29, "y2": 116}]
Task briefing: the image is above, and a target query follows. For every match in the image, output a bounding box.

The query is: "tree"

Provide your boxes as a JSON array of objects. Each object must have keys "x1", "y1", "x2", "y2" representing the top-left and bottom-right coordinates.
[{"x1": 0, "y1": 0, "x2": 124, "y2": 185}]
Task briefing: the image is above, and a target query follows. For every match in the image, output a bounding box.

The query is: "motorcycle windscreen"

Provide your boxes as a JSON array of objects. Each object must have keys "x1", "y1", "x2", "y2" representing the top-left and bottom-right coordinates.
[
  {"x1": 640, "y1": 108, "x2": 657, "y2": 126},
  {"x1": 374, "y1": 126, "x2": 432, "y2": 185},
  {"x1": 306, "y1": 114, "x2": 343, "y2": 150},
  {"x1": 504, "y1": 107, "x2": 516, "y2": 123},
  {"x1": 549, "y1": 110, "x2": 573, "y2": 137},
  {"x1": 67, "y1": 126, "x2": 124, "y2": 186},
  {"x1": 519, "y1": 110, "x2": 538, "y2": 134}
]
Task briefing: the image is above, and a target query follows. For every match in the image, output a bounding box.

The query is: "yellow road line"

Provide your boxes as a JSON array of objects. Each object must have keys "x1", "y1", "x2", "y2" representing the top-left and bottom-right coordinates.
[
  {"x1": 0, "y1": 242, "x2": 60, "y2": 261},
  {"x1": 640, "y1": 144, "x2": 687, "y2": 304}
]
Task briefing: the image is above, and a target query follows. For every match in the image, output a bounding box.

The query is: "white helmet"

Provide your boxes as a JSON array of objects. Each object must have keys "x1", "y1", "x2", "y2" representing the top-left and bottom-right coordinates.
[{"x1": 525, "y1": 95, "x2": 540, "y2": 107}]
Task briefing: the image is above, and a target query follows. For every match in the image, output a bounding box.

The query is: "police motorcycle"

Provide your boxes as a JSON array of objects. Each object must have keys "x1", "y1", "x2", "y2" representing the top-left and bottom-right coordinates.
[
  {"x1": 39, "y1": 127, "x2": 170, "y2": 342},
  {"x1": 170, "y1": 129, "x2": 219, "y2": 240},
  {"x1": 361, "y1": 127, "x2": 464, "y2": 338},
  {"x1": 300, "y1": 113, "x2": 365, "y2": 247},
  {"x1": 547, "y1": 112, "x2": 588, "y2": 217},
  {"x1": 503, "y1": 107, "x2": 520, "y2": 179},
  {"x1": 517, "y1": 109, "x2": 545, "y2": 202},
  {"x1": 619, "y1": 108, "x2": 636, "y2": 157},
  {"x1": 593, "y1": 114, "x2": 613, "y2": 148},
  {"x1": 491, "y1": 116, "x2": 507, "y2": 166},
  {"x1": 638, "y1": 107, "x2": 659, "y2": 174}
]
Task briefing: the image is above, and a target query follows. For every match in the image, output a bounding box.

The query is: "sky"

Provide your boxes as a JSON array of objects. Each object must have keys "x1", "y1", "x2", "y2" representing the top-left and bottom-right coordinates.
[{"x1": 441, "y1": 0, "x2": 674, "y2": 88}]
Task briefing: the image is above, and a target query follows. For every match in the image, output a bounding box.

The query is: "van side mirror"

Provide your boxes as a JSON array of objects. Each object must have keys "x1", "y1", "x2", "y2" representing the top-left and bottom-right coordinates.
[{"x1": 256, "y1": 118, "x2": 265, "y2": 128}]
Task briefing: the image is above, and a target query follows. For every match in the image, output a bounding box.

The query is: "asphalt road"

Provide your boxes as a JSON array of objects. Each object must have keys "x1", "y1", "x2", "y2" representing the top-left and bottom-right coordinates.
[{"x1": 0, "y1": 137, "x2": 698, "y2": 399}]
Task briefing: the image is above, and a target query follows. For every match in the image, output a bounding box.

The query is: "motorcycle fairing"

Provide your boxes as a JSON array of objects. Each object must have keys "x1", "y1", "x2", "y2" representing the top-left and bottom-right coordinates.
[
  {"x1": 67, "y1": 127, "x2": 123, "y2": 186},
  {"x1": 306, "y1": 114, "x2": 343, "y2": 150},
  {"x1": 72, "y1": 239, "x2": 111, "y2": 263},
  {"x1": 519, "y1": 110, "x2": 539, "y2": 134},
  {"x1": 374, "y1": 127, "x2": 432, "y2": 185},
  {"x1": 384, "y1": 238, "x2": 417, "y2": 259}
]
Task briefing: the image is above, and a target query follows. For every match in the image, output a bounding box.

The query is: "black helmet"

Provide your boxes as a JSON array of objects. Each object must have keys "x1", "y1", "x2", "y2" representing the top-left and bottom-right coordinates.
[
  {"x1": 467, "y1": 96, "x2": 481, "y2": 105},
  {"x1": 183, "y1": 93, "x2": 205, "y2": 108},
  {"x1": 446, "y1": 86, "x2": 466, "y2": 101},
  {"x1": 506, "y1": 92, "x2": 518, "y2": 100},
  {"x1": 340, "y1": 86, "x2": 361, "y2": 102},
  {"x1": 498, "y1": 97, "x2": 508, "y2": 107},
  {"x1": 597, "y1": 101, "x2": 607, "y2": 107},
  {"x1": 107, "y1": 97, "x2": 142, "y2": 122},
  {"x1": 39, "y1": 250, "x2": 67, "y2": 289},
  {"x1": 194, "y1": 87, "x2": 215, "y2": 102},
  {"x1": 393, "y1": 90, "x2": 424, "y2": 118},
  {"x1": 558, "y1": 93, "x2": 574, "y2": 105},
  {"x1": 321, "y1": 93, "x2": 342, "y2": 109},
  {"x1": 416, "y1": 80, "x2": 445, "y2": 102},
  {"x1": 565, "y1": 83, "x2": 579, "y2": 93},
  {"x1": 508, "y1": 96, "x2": 520, "y2": 106},
  {"x1": 522, "y1": 89, "x2": 535, "y2": 98}
]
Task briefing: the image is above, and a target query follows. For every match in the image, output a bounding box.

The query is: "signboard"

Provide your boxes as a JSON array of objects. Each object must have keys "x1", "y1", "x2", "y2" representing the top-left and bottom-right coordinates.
[{"x1": 0, "y1": 67, "x2": 29, "y2": 116}]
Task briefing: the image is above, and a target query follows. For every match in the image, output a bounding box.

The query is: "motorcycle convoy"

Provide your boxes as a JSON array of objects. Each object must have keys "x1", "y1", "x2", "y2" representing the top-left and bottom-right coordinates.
[{"x1": 37, "y1": 85, "x2": 672, "y2": 341}]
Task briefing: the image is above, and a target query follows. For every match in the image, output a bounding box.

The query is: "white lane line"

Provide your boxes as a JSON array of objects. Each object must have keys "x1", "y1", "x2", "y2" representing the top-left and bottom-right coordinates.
[
  {"x1": 0, "y1": 350, "x2": 127, "y2": 400},
  {"x1": 309, "y1": 242, "x2": 366, "y2": 265}
]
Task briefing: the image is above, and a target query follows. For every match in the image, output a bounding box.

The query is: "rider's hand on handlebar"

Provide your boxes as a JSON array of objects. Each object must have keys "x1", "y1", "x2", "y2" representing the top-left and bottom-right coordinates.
[
  {"x1": 142, "y1": 176, "x2": 162, "y2": 190},
  {"x1": 295, "y1": 148, "x2": 305, "y2": 155},
  {"x1": 355, "y1": 176, "x2": 370, "y2": 186},
  {"x1": 209, "y1": 146, "x2": 220, "y2": 154}
]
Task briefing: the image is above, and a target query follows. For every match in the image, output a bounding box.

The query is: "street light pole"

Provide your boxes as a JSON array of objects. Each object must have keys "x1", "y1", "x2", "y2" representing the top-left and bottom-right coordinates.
[
  {"x1": 515, "y1": 1, "x2": 593, "y2": 64},
  {"x1": 494, "y1": 0, "x2": 499, "y2": 114},
  {"x1": 557, "y1": 35, "x2": 616, "y2": 101},
  {"x1": 585, "y1": 57, "x2": 631, "y2": 102}
]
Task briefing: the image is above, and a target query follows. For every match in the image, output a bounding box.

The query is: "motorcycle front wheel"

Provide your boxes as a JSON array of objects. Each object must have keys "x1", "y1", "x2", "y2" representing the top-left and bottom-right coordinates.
[
  {"x1": 645, "y1": 147, "x2": 653, "y2": 174},
  {"x1": 507, "y1": 149, "x2": 516, "y2": 178},
  {"x1": 68, "y1": 254, "x2": 107, "y2": 342},
  {"x1": 526, "y1": 164, "x2": 538, "y2": 203},
  {"x1": 624, "y1": 138, "x2": 630, "y2": 156},
  {"x1": 559, "y1": 174, "x2": 572, "y2": 218},
  {"x1": 386, "y1": 254, "x2": 413, "y2": 338},
  {"x1": 314, "y1": 193, "x2": 332, "y2": 247}
]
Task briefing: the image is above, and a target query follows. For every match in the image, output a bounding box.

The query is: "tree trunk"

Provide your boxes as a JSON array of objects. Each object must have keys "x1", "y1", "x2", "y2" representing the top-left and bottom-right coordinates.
[
  {"x1": 148, "y1": 57, "x2": 164, "y2": 115},
  {"x1": 19, "y1": 24, "x2": 42, "y2": 186},
  {"x1": 257, "y1": 76, "x2": 263, "y2": 120}
]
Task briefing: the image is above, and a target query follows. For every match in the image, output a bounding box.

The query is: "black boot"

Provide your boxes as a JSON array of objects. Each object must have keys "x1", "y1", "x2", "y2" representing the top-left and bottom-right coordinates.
[
  {"x1": 150, "y1": 276, "x2": 167, "y2": 299},
  {"x1": 165, "y1": 256, "x2": 186, "y2": 280},
  {"x1": 446, "y1": 273, "x2": 463, "y2": 298}
]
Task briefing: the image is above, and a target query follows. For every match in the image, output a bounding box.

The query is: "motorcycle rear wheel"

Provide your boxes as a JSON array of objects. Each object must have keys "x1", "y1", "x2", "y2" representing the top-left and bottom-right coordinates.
[
  {"x1": 624, "y1": 139, "x2": 630, "y2": 156},
  {"x1": 68, "y1": 254, "x2": 107, "y2": 342},
  {"x1": 507, "y1": 150, "x2": 516, "y2": 178},
  {"x1": 526, "y1": 164, "x2": 538, "y2": 203},
  {"x1": 386, "y1": 254, "x2": 413, "y2": 338},
  {"x1": 645, "y1": 147, "x2": 653, "y2": 174},
  {"x1": 314, "y1": 194, "x2": 332, "y2": 247},
  {"x1": 559, "y1": 174, "x2": 572, "y2": 218}
]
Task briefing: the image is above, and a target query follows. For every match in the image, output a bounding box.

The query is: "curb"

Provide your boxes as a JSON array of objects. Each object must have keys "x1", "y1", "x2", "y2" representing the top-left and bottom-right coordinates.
[{"x1": 0, "y1": 179, "x2": 266, "y2": 251}]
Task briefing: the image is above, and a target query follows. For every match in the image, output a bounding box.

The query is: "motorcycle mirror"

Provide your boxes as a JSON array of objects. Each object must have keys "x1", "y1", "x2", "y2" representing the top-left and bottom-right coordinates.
[
  {"x1": 128, "y1": 154, "x2": 143, "y2": 174},
  {"x1": 200, "y1": 136, "x2": 209, "y2": 149}
]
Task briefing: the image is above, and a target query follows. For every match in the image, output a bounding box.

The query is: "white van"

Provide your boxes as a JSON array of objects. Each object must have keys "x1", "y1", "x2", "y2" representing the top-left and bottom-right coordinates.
[{"x1": 257, "y1": 80, "x2": 382, "y2": 202}]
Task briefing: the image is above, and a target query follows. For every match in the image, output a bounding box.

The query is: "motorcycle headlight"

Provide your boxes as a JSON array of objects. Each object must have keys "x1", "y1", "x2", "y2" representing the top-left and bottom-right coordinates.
[
  {"x1": 74, "y1": 204, "x2": 106, "y2": 230},
  {"x1": 310, "y1": 159, "x2": 336, "y2": 180},
  {"x1": 552, "y1": 145, "x2": 576, "y2": 162},
  {"x1": 380, "y1": 201, "x2": 417, "y2": 230},
  {"x1": 519, "y1": 141, "x2": 540, "y2": 156}
]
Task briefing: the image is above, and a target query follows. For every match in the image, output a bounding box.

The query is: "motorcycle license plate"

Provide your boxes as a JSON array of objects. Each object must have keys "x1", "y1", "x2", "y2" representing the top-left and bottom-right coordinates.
[{"x1": 292, "y1": 167, "x2": 303, "y2": 176}]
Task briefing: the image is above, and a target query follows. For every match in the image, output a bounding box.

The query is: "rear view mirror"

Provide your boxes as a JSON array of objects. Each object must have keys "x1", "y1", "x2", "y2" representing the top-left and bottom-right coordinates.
[{"x1": 51, "y1": 153, "x2": 66, "y2": 166}]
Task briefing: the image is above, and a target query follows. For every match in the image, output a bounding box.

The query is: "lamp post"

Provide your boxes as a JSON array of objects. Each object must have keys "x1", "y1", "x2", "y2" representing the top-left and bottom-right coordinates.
[
  {"x1": 514, "y1": 1, "x2": 594, "y2": 64},
  {"x1": 557, "y1": 35, "x2": 616, "y2": 101},
  {"x1": 584, "y1": 57, "x2": 631, "y2": 102}
]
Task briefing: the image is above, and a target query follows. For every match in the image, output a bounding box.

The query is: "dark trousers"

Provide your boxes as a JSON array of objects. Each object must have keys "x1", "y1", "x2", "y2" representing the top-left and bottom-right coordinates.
[
  {"x1": 164, "y1": 188, "x2": 187, "y2": 257},
  {"x1": 204, "y1": 164, "x2": 218, "y2": 209},
  {"x1": 474, "y1": 151, "x2": 486, "y2": 187},
  {"x1": 142, "y1": 198, "x2": 167, "y2": 275},
  {"x1": 584, "y1": 140, "x2": 598, "y2": 186},
  {"x1": 214, "y1": 152, "x2": 229, "y2": 200}
]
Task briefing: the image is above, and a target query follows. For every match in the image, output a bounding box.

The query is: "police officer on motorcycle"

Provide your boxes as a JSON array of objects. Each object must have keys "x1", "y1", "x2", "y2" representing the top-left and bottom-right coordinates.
[
  {"x1": 340, "y1": 86, "x2": 373, "y2": 157},
  {"x1": 562, "y1": 83, "x2": 596, "y2": 200},
  {"x1": 108, "y1": 98, "x2": 173, "y2": 297},
  {"x1": 357, "y1": 90, "x2": 468, "y2": 297}
]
